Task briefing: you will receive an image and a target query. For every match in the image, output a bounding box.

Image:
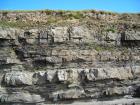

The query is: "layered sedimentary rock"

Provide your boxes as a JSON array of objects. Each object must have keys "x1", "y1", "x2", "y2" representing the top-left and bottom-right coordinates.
[{"x1": 0, "y1": 10, "x2": 140, "y2": 105}]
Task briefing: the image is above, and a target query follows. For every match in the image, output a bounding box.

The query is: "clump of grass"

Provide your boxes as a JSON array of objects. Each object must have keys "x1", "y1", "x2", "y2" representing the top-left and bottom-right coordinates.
[
  {"x1": 47, "y1": 17, "x2": 58, "y2": 24},
  {"x1": 44, "y1": 9, "x2": 55, "y2": 15},
  {"x1": 60, "y1": 11, "x2": 85, "y2": 19},
  {"x1": 85, "y1": 42, "x2": 116, "y2": 51},
  {"x1": 0, "y1": 20, "x2": 34, "y2": 28},
  {"x1": 95, "y1": 45, "x2": 115, "y2": 51},
  {"x1": 2, "y1": 11, "x2": 8, "y2": 16},
  {"x1": 71, "y1": 12, "x2": 84, "y2": 19},
  {"x1": 106, "y1": 28, "x2": 116, "y2": 33},
  {"x1": 32, "y1": 67, "x2": 48, "y2": 71}
]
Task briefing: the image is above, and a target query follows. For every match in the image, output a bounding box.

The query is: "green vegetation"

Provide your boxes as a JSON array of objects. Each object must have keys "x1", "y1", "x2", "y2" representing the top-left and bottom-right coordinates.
[
  {"x1": 84, "y1": 42, "x2": 131, "y2": 52},
  {"x1": 106, "y1": 28, "x2": 116, "y2": 33},
  {"x1": 2, "y1": 11, "x2": 8, "y2": 16},
  {"x1": 0, "y1": 20, "x2": 34, "y2": 28},
  {"x1": 64, "y1": 12, "x2": 84, "y2": 19},
  {"x1": 0, "y1": 9, "x2": 138, "y2": 28},
  {"x1": 84, "y1": 42, "x2": 116, "y2": 51},
  {"x1": 95, "y1": 45, "x2": 115, "y2": 51}
]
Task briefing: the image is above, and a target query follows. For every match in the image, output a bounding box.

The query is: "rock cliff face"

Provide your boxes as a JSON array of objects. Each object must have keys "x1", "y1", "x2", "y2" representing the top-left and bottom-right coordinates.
[{"x1": 0, "y1": 10, "x2": 140, "y2": 105}]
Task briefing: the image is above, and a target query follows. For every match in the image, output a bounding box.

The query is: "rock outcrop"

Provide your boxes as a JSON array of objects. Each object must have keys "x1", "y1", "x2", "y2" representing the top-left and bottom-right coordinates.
[
  {"x1": 2, "y1": 71, "x2": 32, "y2": 86},
  {"x1": 0, "y1": 10, "x2": 140, "y2": 105}
]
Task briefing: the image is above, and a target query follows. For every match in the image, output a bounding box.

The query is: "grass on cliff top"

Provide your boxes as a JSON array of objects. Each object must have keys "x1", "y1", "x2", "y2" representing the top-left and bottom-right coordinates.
[
  {"x1": 0, "y1": 9, "x2": 117, "y2": 15},
  {"x1": 0, "y1": 10, "x2": 86, "y2": 28},
  {"x1": 0, "y1": 9, "x2": 138, "y2": 28},
  {"x1": 0, "y1": 20, "x2": 34, "y2": 28}
]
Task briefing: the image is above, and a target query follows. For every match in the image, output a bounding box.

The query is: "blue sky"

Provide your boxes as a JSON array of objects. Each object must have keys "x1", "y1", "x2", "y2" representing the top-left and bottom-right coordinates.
[{"x1": 0, "y1": 0, "x2": 140, "y2": 13}]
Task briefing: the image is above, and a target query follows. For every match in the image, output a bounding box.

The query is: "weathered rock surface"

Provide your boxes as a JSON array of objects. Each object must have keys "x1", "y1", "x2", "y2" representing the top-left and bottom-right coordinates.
[
  {"x1": 51, "y1": 87, "x2": 85, "y2": 100},
  {"x1": 2, "y1": 71, "x2": 32, "y2": 86},
  {"x1": 0, "y1": 91, "x2": 44, "y2": 103},
  {"x1": 0, "y1": 10, "x2": 140, "y2": 104},
  {"x1": 82, "y1": 67, "x2": 133, "y2": 81}
]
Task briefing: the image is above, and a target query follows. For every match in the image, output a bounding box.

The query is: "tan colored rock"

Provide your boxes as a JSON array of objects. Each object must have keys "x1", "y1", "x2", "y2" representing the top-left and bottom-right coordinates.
[
  {"x1": 71, "y1": 26, "x2": 92, "y2": 43},
  {"x1": 3, "y1": 71, "x2": 33, "y2": 86},
  {"x1": 132, "y1": 66, "x2": 140, "y2": 77},
  {"x1": 67, "y1": 69, "x2": 79, "y2": 84},
  {"x1": 103, "y1": 87, "x2": 128, "y2": 96},
  {"x1": 57, "y1": 70, "x2": 68, "y2": 82},
  {"x1": 46, "y1": 70, "x2": 56, "y2": 82},
  {"x1": 32, "y1": 71, "x2": 46, "y2": 85},
  {"x1": 46, "y1": 56, "x2": 62, "y2": 64},
  {"x1": 0, "y1": 27, "x2": 19, "y2": 39},
  {"x1": 82, "y1": 67, "x2": 133, "y2": 81},
  {"x1": 50, "y1": 26, "x2": 69, "y2": 43},
  {"x1": 24, "y1": 29, "x2": 39, "y2": 44},
  {"x1": 0, "y1": 92, "x2": 44, "y2": 103},
  {"x1": 51, "y1": 87, "x2": 85, "y2": 99}
]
